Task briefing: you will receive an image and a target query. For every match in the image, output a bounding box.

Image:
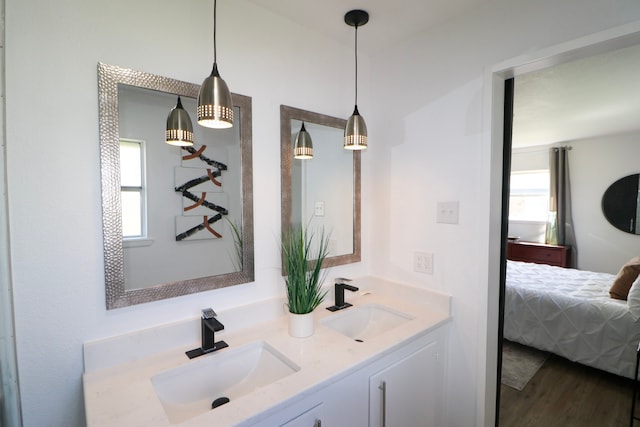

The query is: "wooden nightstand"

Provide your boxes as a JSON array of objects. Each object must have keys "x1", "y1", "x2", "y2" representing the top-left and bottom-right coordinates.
[{"x1": 507, "y1": 241, "x2": 572, "y2": 268}]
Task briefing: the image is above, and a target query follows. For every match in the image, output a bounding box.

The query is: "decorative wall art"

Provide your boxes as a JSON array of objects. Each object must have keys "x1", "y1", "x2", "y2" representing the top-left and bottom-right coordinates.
[{"x1": 175, "y1": 144, "x2": 229, "y2": 241}]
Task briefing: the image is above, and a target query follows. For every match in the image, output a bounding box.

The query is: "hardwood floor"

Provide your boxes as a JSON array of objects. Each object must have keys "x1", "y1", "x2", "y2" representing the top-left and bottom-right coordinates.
[{"x1": 499, "y1": 351, "x2": 635, "y2": 427}]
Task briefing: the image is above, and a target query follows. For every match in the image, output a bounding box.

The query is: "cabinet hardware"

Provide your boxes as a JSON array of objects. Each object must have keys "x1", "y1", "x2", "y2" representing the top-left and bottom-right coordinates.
[{"x1": 379, "y1": 380, "x2": 387, "y2": 427}]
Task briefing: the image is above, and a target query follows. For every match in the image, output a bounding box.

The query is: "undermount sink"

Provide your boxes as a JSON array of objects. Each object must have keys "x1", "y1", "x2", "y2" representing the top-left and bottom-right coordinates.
[
  {"x1": 321, "y1": 303, "x2": 414, "y2": 341},
  {"x1": 151, "y1": 341, "x2": 299, "y2": 424}
]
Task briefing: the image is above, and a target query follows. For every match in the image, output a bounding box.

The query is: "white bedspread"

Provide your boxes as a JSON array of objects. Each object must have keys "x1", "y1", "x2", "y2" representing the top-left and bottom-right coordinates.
[{"x1": 504, "y1": 260, "x2": 640, "y2": 378}]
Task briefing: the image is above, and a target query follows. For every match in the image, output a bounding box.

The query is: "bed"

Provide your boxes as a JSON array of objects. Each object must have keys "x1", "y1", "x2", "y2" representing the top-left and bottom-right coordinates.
[{"x1": 504, "y1": 260, "x2": 640, "y2": 379}]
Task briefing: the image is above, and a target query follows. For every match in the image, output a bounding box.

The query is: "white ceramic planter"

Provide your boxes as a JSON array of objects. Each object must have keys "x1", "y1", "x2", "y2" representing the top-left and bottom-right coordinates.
[{"x1": 288, "y1": 312, "x2": 315, "y2": 338}]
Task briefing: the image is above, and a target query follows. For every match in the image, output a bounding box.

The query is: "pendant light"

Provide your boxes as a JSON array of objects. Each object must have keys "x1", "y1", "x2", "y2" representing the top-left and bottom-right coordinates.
[
  {"x1": 197, "y1": 0, "x2": 233, "y2": 129},
  {"x1": 344, "y1": 9, "x2": 368, "y2": 150},
  {"x1": 293, "y1": 122, "x2": 313, "y2": 159},
  {"x1": 165, "y1": 96, "x2": 194, "y2": 146}
]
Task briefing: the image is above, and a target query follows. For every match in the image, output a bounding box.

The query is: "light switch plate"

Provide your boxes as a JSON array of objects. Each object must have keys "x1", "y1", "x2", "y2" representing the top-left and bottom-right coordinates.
[{"x1": 436, "y1": 201, "x2": 459, "y2": 224}]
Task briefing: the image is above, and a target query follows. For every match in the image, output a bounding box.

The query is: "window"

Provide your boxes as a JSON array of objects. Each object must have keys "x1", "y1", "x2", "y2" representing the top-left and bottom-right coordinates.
[
  {"x1": 120, "y1": 139, "x2": 146, "y2": 238},
  {"x1": 509, "y1": 170, "x2": 549, "y2": 222}
]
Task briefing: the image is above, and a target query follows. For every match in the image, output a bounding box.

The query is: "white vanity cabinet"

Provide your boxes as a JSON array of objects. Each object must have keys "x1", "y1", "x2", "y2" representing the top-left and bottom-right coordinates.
[{"x1": 253, "y1": 326, "x2": 446, "y2": 427}]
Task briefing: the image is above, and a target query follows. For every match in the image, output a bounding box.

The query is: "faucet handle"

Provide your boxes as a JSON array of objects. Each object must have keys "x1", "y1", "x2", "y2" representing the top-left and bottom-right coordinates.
[
  {"x1": 335, "y1": 278, "x2": 358, "y2": 292},
  {"x1": 341, "y1": 284, "x2": 359, "y2": 292},
  {"x1": 202, "y1": 308, "x2": 217, "y2": 319}
]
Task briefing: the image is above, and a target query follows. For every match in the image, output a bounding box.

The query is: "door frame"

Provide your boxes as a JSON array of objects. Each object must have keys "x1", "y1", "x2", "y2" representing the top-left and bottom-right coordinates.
[{"x1": 0, "y1": 0, "x2": 22, "y2": 423}]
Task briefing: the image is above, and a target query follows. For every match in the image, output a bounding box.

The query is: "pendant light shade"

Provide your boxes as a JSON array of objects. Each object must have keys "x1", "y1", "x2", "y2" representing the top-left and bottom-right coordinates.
[
  {"x1": 293, "y1": 122, "x2": 313, "y2": 159},
  {"x1": 166, "y1": 96, "x2": 194, "y2": 146},
  {"x1": 344, "y1": 106, "x2": 368, "y2": 150},
  {"x1": 344, "y1": 9, "x2": 368, "y2": 150},
  {"x1": 198, "y1": 63, "x2": 234, "y2": 128},
  {"x1": 197, "y1": 0, "x2": 233, "y2": 129}
]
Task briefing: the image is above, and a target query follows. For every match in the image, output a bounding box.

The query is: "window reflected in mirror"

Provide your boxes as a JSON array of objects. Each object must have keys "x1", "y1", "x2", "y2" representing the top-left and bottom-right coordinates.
[{"x1": 120, "y1": 139, "x2": 145, "y2": 238}]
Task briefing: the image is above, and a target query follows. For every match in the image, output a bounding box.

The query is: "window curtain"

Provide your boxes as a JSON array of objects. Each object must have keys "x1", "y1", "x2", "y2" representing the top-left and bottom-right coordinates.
[{"x1": 546, "y1": 146, "x2": 576, "y2": 265}]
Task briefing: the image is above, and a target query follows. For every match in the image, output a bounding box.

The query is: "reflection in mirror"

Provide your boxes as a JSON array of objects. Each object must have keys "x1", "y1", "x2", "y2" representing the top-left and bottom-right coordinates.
[
  {"x1": 290, "y1": 120, "x2": 354, "y2": 256},
  {"x1": 98, "y1": 63, "x2": 254, "y2": 309},
  {"x1": 280, "y1": 105, "x2": 361, "y2": 268},
  {"x1": 602, "y1": 173, "x2": 640, "y2": 235}
]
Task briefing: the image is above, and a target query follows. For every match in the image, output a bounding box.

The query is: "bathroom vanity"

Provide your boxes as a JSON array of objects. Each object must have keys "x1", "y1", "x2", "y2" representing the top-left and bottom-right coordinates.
[{"x1": 82, "y1": 276, "x2": 451, "y2": 426}]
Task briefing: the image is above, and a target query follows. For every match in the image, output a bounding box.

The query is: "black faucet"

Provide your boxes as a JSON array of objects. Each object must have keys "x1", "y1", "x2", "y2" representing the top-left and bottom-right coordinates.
[
  {"x1": 186, "y1": 308, "x2": 229, "y2": 359},
  {"x1": 327, "y1": 278, "x2": 359, "y2": 311}
]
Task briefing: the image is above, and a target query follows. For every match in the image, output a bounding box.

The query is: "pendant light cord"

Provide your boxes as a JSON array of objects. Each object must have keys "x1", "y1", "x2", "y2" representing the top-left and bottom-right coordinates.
[
  {"x1": 354, "y1": 24, "x2": 358, "y2": 106},
  {"x1": 213, "y1": 0, "x2": 218, "y2": 64}
]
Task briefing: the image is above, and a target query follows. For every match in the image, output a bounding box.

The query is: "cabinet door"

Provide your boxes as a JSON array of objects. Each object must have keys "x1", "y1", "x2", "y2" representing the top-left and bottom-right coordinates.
[
  {"x1": 369, "y1": 341, "x2": 442, "y2": 427},
  {"x1": 254, "y1": 360, "x2": 368, "y2": 427},
  {"x1": 280, "y1": 403, "x2": 324, "y2": 427}
]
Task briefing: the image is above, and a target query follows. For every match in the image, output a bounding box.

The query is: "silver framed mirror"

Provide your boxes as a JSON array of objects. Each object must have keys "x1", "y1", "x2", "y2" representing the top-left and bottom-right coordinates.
[
  {"x1": 98, "y1": 63, "x2": 254, "y2": 309},
  {"x1": 280, "y1": 105, "x2": 361, "y2": 268}
]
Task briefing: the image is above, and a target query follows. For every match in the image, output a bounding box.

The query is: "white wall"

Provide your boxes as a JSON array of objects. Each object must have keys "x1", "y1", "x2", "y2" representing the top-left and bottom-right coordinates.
[
  {"x1": 5, "y1": 1, "x2": 370, "y2": 426},
  {"x1": 368, "y1": 1, "x2": 640, "y2": 426}
]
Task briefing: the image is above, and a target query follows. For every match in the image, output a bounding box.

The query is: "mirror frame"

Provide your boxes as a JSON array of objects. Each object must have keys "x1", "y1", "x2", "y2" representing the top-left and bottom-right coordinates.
[
  {"x1": 280, "y1": 105, "x2": 361, "y2": 268},
  {"x1": 98, "y1": 63, "x2": 254, "y2": 309}
]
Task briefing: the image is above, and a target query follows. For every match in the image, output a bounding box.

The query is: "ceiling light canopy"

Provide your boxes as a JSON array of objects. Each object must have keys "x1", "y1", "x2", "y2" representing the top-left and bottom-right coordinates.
[{"x1": 344, "y1": 9, "x2": 368, "y2": 151}]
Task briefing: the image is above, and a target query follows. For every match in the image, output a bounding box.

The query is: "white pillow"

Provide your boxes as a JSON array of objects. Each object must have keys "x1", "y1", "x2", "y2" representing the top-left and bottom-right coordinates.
[{"x1": 627, "y1": 274, "x2": 640, "y2": 321}]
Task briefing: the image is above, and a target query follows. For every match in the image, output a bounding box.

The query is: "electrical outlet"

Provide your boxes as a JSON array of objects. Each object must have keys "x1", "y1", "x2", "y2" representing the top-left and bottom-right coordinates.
[
  {"x1": 314, "y1": 201, "x2": 325, "y2": 217},
  {"x1": 414, "y1": 252, "x2": 434, "y2": 274}
]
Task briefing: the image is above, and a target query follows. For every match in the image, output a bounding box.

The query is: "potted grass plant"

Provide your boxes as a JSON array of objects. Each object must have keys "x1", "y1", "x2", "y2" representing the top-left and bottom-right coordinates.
[{"x1": 281, "y1": 224, "x2": 330, "y2": 337}]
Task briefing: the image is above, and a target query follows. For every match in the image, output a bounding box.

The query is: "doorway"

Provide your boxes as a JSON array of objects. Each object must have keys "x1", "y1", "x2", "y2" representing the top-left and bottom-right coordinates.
[{"x1": 489, "y1": 24, "x2": 640, "y2": 427}]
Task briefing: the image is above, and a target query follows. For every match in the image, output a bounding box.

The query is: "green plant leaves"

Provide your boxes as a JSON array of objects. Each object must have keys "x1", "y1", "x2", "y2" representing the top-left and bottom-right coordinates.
[{"x1": 282, "y1": 225, "x2": 329, "y2": 314}]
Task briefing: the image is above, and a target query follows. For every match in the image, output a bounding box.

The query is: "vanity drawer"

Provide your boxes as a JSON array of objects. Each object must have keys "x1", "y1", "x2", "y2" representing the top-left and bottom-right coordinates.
[{"x1": 507, "y1": 241, "x2": 571, "y2": 267}]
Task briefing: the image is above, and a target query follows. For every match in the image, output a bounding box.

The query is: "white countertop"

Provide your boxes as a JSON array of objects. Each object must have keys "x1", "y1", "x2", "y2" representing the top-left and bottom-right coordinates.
[{"x1": 83, "y1": 276, "x2": 451, "y2": 427}]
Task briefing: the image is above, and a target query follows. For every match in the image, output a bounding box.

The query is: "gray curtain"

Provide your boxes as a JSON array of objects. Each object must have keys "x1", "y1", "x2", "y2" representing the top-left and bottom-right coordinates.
[{"x1": 546, "y1": 146, "x2": 577, "y2": 265}]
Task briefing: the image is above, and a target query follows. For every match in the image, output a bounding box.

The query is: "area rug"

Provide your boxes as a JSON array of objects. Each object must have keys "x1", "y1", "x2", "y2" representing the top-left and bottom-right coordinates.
[{"x1": 501, "y1": 340, "x2": 548, "y2": 391}]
